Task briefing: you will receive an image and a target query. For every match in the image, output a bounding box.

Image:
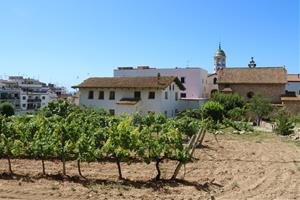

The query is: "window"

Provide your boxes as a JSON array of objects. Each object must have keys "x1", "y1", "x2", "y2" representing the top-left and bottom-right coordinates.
[
  {"x1": 98, "y1": 91, "x2": 104, "y2": 99},
  {"x1": 88, "y1": 91, "x2": 94, "y2": 99},
  {"x1": 213, "y1": 78, "x2": 217, "y2": 84},
  {"x1": 22, "y1": 104, "x2": 26, "y2": 108},
  {"x1": 164, "y1": 110, "x2": 167, "y2": 116},
  {"x1": 109, "y1": 109, "x2": 115, "y2": 115},
  {"x1": 175, "y1": 109, "x2": 179, "y2": 115},
  {"x1": 165, "y1": 91, "x2": 168, "y2": 99},
  {"x1": 42, "y1": 96, "x2": 46, "y2": 100},
  {"x1": 175, "y1": 92, "x2": 178, "y2": 101},
  {"x1": 180, "y1": 77, "x2": 185, "y2": 83},
  {"x1": 180, "y1": 93, "x2": 186, "y2": 98},
  {"x1": 109, "y1": 91, "x2": 115, "y2": 100},
  {"x1": 172, "y1": 84, "x2": 174, "y2": 91},
  {"x1": 22, "y1": 96, "x2": 26, "y2": 100},
  {"x1": 247, "y1": 91, "x2": 254, "y2": 99},
  {"x1": 169, "y1": 85, "x2": 171, "y2": 90},
  {"x1": 134, "y1": 91, "x2": 141, "y2": 99},
  {"x1": 148, "y1": 91, "x2": 155, "y2": 99}
]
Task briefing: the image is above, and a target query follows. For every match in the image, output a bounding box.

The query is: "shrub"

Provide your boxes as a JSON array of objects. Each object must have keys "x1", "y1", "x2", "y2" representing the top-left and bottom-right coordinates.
[
  {"x1": 201, "y1": 101, "x2": 224, "y2": 122},
  {"x1": 0, "y1": 102, "x2": 15, "y2": 116},
  {"x1": 273, "y1": 108, "x2": 295, "y2": 136},
  {"x1": 247, "y1": 94, "x2": 272, "y2": 126},
  {"x1": 223, "y1": 118, "x2": 254, "y2": 132},
  {"x1": 228, "y1": 107, "x2": 246, "y2": 120},
  {"x1": 211, "y1": 92, "x2": 245, "y2": 112}
]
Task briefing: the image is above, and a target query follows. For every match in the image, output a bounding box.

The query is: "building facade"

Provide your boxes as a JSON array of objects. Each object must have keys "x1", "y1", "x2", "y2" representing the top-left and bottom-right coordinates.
[
  {"x1": 73, "y1": 76, "x2": 186, "y2": 117},
  {"x1": 114, "y1": 66, "x2": 208, "y2": 99},
  {"x1": 218, "y1": 66, "x2": 287, "y2": 103},
  {"x1": 285, "y1": 74, "x2": 300, "y2": 95},
  {"x1": 0, "y1": 76, "x2": 65, "y2": 113}
]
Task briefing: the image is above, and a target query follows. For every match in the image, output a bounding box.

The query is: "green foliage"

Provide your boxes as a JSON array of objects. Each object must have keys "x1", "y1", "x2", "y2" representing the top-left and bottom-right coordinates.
[
  {"x1": 227, "y1": 107, "x2": 246, "y2": 121},
  {"x1": 0, "y1": 100, "x2": 196, "y2": 180},
  {"x1": 223, "y1": 118, "x2": 254, "y2": 132},
  {"x1": 0, "y1": 102, "x2": 15, "y2": 116},
  {"x1": 172, "y1": 116, "x2": 201, "y2": 138},
  {"x1": 273, "y1": 108, "x2": 295, "y2": 136},
  {"x1": 211, "y1": 92, "x2": 245, "y2": 112},
  {"x1": 201, "y1": 101, "x2": 224, "y2": 122},
  {"x1": 247, "y1": 94, "x2": 272, "y2": 126},
  {"x1": 40, "y1": 99, "x2": 79, "y2": 118},
  {"x1": 294, "y1": 112, "x2": 300, "y2": 123}
]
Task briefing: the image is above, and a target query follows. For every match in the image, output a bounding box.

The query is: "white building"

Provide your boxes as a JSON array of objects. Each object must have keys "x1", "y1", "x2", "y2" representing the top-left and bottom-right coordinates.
[
  {"x1": 0, "y1": 76, "x2": 63, "y2": 114},
  {"x1": 73, "y1": 76, "x2": 186, "y2": 117},
  {"x1": 114, "y1": 66, "x2": 208, "y2": 99},
  {"x1": 206, "y1": 73, "x2": 218, "y2": 98},
  {"x1": 286, "y1": 74, "x2": 300, "y2": 95}
]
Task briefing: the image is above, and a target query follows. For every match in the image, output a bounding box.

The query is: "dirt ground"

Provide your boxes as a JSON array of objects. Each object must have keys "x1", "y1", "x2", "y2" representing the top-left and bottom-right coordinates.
[{"x1": 0, "y1": 132, "x2": 300, "y2": 200}]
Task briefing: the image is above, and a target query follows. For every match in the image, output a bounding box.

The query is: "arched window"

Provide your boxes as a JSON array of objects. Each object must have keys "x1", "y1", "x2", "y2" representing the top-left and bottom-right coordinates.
[
  {"x1": 213, "y1": 77, "x2": 217, "y2": 84},
  {"x1": 247, "y1": 91, "x2": 254, "y2": 99}
]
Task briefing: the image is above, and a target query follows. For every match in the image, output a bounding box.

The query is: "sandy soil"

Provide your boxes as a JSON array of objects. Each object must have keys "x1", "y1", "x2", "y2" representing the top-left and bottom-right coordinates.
[{"x1": 0, "y1": 133, "x2": 300, "y2": 200}]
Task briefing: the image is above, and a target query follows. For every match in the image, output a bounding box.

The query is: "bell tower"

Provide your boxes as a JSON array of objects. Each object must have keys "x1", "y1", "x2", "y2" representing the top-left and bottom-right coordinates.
[{"x1": 214, "y1": 42, "x2": 226, "y2": 72}]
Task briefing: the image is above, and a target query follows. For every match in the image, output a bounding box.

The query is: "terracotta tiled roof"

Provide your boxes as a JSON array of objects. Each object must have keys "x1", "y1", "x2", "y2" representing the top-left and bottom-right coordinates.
[
  {"x1": 218, "y1": 67, "x2": 287, "y2": 84},
  {"x1": 73, "y1": 76, "x2": 185, "y2": 90},
  {"x1": 287, "y1": 74, "x2": 300, "y2": 82}
]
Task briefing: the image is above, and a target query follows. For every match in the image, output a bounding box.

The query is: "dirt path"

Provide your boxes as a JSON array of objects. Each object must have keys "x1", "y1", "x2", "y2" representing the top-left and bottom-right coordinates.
[{"x1": 0, "y1": 133, "x2": 299, "y2": 200}]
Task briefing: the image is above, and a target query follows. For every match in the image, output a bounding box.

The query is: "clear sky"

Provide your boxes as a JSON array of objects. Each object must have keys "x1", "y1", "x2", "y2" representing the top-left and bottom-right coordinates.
[{"x1": 0, "y1": 0, "x2": 299, "y2": 90}]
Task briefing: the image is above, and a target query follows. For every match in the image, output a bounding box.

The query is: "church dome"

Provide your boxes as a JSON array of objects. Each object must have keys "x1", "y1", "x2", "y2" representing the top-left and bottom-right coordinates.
[{"x1": 215, "y1": 43, "x2": 226, "y2": 57}]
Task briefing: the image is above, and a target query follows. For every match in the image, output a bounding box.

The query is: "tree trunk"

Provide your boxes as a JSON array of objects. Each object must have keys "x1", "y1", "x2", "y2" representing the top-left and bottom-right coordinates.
[
  {"x1": 77, "y1": 160, "x2": 85, "y2": 178},
  {"x1": 116, "y1": 158, "x2": 122, "y2": 179},
  {"x1": 155, "y1": 158, "x2": 162, "y2": 181},
  {"x1": 7, "y1": 156, "x2": 12, "y2": 174},
  {"x1": 42, "y1": 159, "x2": 46, "y2": 176}
]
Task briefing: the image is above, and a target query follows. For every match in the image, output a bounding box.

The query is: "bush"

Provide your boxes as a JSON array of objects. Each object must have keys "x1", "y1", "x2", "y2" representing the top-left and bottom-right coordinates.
[
  {"x1": 0, "y1": 102, "x2": 15, "y2": 116},
  {"x1": 273, "y1": 108, "x2": 295, "y2": 136},
  {"x1": 211, "y1": 92, "x2": 245, "y2": 112},
  {"x1": 201, "y1": 101, "x2": 224, "y2": 122},
  {"x1": 228, "y1": 107, "x2": 246, "y2": 120},
  {"x1": 223, "y1": 118, "x2": 254, "y2": 132},
  {"x1": 247, "y1": 94, "x2": 272, "y2": 126}
]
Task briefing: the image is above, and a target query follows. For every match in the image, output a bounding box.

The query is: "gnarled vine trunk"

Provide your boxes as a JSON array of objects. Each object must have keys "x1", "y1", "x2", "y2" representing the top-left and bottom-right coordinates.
[
  {"x1": 155, "y1": 158, "x2": 163, "y2": 181},
  {"x1": 7, "y1": 156, "x2": 12, "y2": 174},
  {"x1": 116, "y1": 158, "x2": 122, "y2": 179}
]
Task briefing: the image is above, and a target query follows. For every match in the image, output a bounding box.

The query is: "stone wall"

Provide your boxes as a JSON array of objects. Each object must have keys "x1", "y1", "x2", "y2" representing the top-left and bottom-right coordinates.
[
  {"x1": 219, "y1": 84, "x2": 285, "y2": 103},
  {"x1": 282, "y1": 101, "x2": 300, "y2": 115}
]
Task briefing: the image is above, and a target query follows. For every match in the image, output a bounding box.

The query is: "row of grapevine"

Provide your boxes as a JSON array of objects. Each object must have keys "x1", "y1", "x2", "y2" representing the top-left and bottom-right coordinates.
[{"x1": 0, "y1": 100, "x2": 207, "y2": 180}]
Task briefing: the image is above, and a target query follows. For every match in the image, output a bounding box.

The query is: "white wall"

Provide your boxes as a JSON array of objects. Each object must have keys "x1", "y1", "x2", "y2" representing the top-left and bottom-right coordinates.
[
  {"x1": 286, "y1": 82, "x2": 300, "y2": 94},
  {"x1": 78, "y1": 82, "x2": 183, "y2": 117},
  {"x1": 114, "y1": 67, "x2": 208, "y2": 98},
  {"x1": 206, "y1": 73, "x2": 219, "y2": 98}
]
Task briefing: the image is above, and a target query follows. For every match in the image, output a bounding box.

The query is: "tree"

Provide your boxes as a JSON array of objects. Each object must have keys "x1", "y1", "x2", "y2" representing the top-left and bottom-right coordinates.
[
  {"x1": 273, "y1": 108, "x2": 295, "y2": 136},
  {"x1": 247, "y1": 94, "x2": 272, "y2": 126},
  {"x1": 211, "y1": 92, "x2": 245, "y2": 113},
  {"x1": 201, "y1": 101, "x2": 224, "y2": 123},
  {"x1": 0, "y1": 102, "x2": 15, "y2": 116}
]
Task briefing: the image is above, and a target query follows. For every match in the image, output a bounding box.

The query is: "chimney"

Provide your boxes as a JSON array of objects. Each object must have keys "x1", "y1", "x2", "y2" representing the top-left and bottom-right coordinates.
[{"x1": 157, "y1": 73, "x2": 161, "y2": 79}]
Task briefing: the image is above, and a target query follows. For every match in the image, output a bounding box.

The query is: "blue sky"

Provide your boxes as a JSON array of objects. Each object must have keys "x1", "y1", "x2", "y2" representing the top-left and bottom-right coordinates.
[{"x1": 0, "y1": 0, "x2": 299, "y2": 90}]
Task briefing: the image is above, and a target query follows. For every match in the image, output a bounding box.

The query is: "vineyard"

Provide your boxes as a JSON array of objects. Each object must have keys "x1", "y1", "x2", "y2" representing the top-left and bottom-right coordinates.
[
  {"x1": 1, "y1": 98, "x2": 300, "y2": 199},
  {"x1": 0, "y1": 100, "x2": 215, "y2": 181}
]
